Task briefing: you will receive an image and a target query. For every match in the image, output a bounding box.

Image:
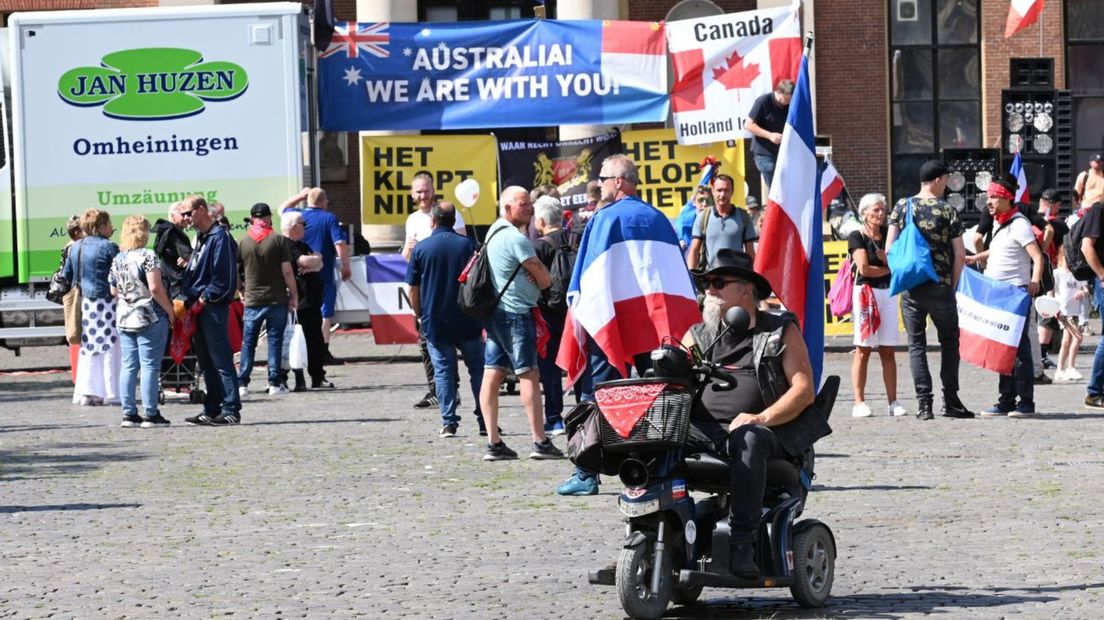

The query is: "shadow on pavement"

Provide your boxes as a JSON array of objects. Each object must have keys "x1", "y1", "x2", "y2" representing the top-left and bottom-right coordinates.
[
  {"x1": 0, "y1": 502, "x2": 142, "y2": 514},
  {"x1": 0, "y1": 443, "x2": 151, "y2": 480},
  {"x1": 660, "y1": 588, "x2": 1062, "y2": 619},
  {"x1": 244, "y1": 417, "x2": 403, "y2": 427},
  {"x1": 0, "y1": 424, "x2": 102, "y2": 434},
  {"x1": 1032, "y1": 412, "x2": 1104, "y2": 420},
  {"x1": 812, "y1": 484, "x2": 933, "y2": 492}
]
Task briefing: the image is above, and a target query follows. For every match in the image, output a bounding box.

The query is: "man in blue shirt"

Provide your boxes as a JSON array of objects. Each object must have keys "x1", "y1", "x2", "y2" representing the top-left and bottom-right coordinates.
[
  {"x1": 405, "y1": 203, "x2": 487, "y2": 438},
  {"x1": 279, "y1": 187, "x2": 351, "y2": 362},
  {"x1": 181, "y1": 195, "x2": 242, "y2": 426}
]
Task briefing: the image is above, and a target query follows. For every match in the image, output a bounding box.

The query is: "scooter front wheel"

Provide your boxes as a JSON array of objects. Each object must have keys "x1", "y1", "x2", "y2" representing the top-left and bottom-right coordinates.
[
  {"x1": 616, "y1": 542, "x2": 672, "y2": 620},
  {"x1": 789, "y1": 522, "x2": 835, "y2": 607}
]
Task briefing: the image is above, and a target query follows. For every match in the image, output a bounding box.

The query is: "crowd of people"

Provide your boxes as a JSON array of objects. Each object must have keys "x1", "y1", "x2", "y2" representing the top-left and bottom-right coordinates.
[{"x1": 60, "y1": 190, "x2": 350, "y2": 427}]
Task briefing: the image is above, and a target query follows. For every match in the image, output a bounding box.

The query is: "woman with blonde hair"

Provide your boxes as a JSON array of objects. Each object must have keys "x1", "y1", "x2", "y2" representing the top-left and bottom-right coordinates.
[
  {"x1": 848, "y1": 193, "x2": 906, "y2": 418},
  {"x1": 63, "y1": 208, "x2": 120, "y2": 406},
  {"x1": 110, "y1": 215, "x2": 176, "y2": 427}
]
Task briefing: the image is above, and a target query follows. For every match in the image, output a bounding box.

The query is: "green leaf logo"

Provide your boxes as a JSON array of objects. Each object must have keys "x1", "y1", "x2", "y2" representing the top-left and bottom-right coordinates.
[{"x1": 58, "y1": 48, "x2": 248, "y2": 120}]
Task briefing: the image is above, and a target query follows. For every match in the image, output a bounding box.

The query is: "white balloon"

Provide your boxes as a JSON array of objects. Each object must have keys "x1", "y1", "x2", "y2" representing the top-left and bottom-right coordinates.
[
  {"x1": 1034, "y1": 296, "x2": 1060, "y2": 319},
  {"x1": 454, "y1": 179, "x2": 480, "y2": 208}
]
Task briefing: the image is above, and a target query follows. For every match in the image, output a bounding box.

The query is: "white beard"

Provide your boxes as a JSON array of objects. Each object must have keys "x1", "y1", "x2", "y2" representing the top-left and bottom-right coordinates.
[{"x1": 702, "y1": 295, "x2": 725, "y2": 328}]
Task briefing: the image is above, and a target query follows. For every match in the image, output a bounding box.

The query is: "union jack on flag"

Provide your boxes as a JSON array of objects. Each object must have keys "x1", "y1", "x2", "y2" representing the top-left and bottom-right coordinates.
[{"x1": 319, "y1": 21, "x2": 390, "y2": 59}]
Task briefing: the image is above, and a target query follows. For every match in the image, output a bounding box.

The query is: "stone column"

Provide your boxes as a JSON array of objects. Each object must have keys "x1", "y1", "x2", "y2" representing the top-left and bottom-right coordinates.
[
  {"x1": 357, "y1": 0, "x2": 418, "y2": 250},
  {"x1": 555, "y1": 0, "x2": 624, "y2": 140}
]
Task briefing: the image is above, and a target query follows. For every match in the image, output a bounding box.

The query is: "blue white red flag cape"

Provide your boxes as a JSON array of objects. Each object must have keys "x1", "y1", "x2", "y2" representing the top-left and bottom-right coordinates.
[
  {"x1": 752, "y1": 50, "x2": 825, "y2": 385},
  {"x1": 556, "y1": 196, "x2": 700, "y2": 385},
  {"x1": 1011, "y1": 151, "x2": 1030, "y2": 204},
  {"x1": 364, "y1": 255, "x2": 418, "y2": 345},
  {"x1": 956, "y1": 268, "x2": 1030, "y2": 375}
]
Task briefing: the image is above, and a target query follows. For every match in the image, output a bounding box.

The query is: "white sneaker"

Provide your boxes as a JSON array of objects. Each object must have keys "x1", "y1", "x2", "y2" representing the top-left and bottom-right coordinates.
[
  {"x1": 1067, "y1": 368, "x2": 1084, "y2": 381},
  {"x1": 1054, "y1": 369, "x2": 1071, "y2": 382},
  {"x1": 268, "y1": 385, "x2": 289, "y2": 396},
  {"x1": 238, "y1": 385, "x2": 249, "y2": 397},
  {"x1": 888, "y1": 401, "x2": 908, "y2": 417},
  {"x1": 851, "y1": 402, "x2": 873, "y2": 418}
]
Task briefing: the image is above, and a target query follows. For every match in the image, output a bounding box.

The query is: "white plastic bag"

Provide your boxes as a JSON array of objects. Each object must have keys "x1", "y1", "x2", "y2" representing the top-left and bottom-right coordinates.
[{"x1": 289, "y1": 313, "x2": 308, "y2": 370}]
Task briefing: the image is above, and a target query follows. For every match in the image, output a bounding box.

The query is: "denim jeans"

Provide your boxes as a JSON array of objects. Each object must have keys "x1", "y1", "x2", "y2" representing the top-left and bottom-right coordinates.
[
  {"x1": 753, "y1": 153, "x2": 777, "y2": 189},
  {"x1": 426, "y1": 336, "x2": 485, "y2": 427},
  {"x1": 119, "y1": 312, "x2": 169, "y2": 417},
  {"x1": 192, "y1": 302, "x2": 241, "y2": 417},
  {"x1": 484, "y1": 309, "x2": 537, "y2": 375},
  {"x1": 998, "y1": 307, "x2": 1035, "y2": 409},
  {"x1": 1089, "y1": 336, "x2": 1104, "y2": 397},
  {"x1": 538, "y1": 310, "x2": 567, "y2": 426},
  {"x1": 239, "y1": 304, "x2": 289, "y2": 387},
  {"x1": 900, "y1": 282, "x2": 961, "y2": 408}
]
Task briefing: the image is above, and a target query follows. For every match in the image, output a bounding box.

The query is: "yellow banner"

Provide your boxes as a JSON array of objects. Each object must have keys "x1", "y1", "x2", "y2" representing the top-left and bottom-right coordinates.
[
  {"x1": 621, "y1": 128, "x2": 745, "y2": 219},
  {"x1": 823, "y1": 240, "x2": 904, "y2": 338},
  {"x1": 360, "y1": 135, "x2": 499, "y2": 226}
]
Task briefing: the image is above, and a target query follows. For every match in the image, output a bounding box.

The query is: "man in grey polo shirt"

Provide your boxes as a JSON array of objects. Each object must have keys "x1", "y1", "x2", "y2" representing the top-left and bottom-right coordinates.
[{"x1": 686, "y1": 173, "x2": 758, "y2": 270}]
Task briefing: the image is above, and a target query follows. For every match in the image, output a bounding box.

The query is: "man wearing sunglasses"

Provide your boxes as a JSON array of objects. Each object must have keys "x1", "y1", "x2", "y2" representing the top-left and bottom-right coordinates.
[
  {"x1": 151, "y1": 201, "x2": 193, "y2": 300},
  {"x1": 683, "y1": 248, "x2": 823, "y2": 579}
]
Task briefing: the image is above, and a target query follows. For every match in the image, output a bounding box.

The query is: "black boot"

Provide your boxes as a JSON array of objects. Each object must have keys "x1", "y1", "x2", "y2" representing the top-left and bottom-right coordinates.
[
  {"x1": 917, "y1": 402, "x2": 934, "y2": 421},
  {"x1": 728, "y1": 536, "x2": 759, "y2": 580},
  {"x1": 292, "y1": 369, "x2": 307, "y2": 393}
]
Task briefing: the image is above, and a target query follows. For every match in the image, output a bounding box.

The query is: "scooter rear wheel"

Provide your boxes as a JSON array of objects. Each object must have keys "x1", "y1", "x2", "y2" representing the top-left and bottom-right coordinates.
[
  {"x1": 789, "y1": 522, "x2": 835, "y2": 607},
  {"x1": 616, "y1": 543, "x2": 672, "y2": 620}
]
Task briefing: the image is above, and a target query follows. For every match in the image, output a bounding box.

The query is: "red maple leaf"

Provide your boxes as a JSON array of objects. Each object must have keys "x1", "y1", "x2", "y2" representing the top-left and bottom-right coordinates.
[{"x1": 711, "y1": 50, "x2": 760, "y2": 91}]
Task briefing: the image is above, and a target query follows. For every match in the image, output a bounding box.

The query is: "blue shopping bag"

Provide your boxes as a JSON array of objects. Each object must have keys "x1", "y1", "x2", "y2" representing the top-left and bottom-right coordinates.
[{"x1": 887, "y1": 199, "x2": 939, "y2": 296}]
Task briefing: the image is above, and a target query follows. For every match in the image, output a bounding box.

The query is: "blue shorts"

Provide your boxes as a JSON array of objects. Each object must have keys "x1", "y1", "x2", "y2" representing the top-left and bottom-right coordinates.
[
  {"x1": 321, "y1": 279, "x2": 337, "y2": 319},
  {"x1": 484, "y1": 309, "x2": 537, "y2": 375}
]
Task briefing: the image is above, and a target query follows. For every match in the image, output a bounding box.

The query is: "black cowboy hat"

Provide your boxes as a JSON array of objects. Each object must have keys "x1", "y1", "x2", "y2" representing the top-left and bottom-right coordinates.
[{"x1": 692, "y1": 248, "x2": 772, "y2": 299}]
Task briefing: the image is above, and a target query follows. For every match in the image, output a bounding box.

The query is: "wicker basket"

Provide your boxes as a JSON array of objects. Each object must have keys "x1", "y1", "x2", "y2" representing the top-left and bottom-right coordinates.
[{"x1": 594, "y1": 378, "x2": 692, "y2": 451}]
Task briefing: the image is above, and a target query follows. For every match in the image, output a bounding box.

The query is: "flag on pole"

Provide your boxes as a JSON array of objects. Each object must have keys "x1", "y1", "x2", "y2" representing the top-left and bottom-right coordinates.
[
  {"x1": 364, "y1": 255, "x2": 418, "y2": 345},
  {"x1": 753, "y1": 45, "x2": 825, "y2": 385},
  {"x1": 820, "y1": 161, "x2": 845, "y2": 210},
  {"x1": 1011, "y1": 151, "x2": 1030, "y2": 204},
  {"x1": 956, "y1": 268, "x2": 1030, "y2": 374},
  {"x1": 1005, "y1": 0, "x2": 1045, "y2": 38}
]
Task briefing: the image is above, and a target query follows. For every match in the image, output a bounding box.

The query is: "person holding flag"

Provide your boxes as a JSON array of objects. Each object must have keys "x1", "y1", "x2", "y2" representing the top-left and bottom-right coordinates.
[
  {"x1": 554, "y1": 154, "x2": 700, "y2": 496},
  {"x1": 978, "y1": 174, "x2": 1045, "y2": 417}
]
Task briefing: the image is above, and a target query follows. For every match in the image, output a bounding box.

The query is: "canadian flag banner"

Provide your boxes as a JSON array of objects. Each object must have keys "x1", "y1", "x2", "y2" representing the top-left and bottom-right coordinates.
[{"x1": 666, "y1": 3, "x2": 802, "y2": 146}]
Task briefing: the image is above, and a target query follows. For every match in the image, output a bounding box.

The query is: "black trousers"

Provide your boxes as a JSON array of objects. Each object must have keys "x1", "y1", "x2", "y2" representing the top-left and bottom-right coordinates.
[
  {"x1": 298, "y1": 304, "x2": 327, "y2": 383},
  {"x1": 697, "y1": 421, "x2": 786, "y2": 537},
  {"x1": 900, "y1": 281, "x2": 961, "y2": 408}
]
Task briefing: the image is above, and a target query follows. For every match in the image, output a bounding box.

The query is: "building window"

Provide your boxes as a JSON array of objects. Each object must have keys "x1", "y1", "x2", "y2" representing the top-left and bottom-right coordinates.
[
  {"x1": 419, "y1": 1, "x2": 552, "y2": 21},
  {"x1": 888, "y1": 0, "x2": 981, "y2": 202},
  {"x1": 1066, "y1": 0, "x2": 1104, "y2": 171}
]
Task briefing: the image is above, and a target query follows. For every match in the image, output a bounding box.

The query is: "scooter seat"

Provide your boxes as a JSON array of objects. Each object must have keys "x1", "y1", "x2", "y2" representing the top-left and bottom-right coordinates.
[{"x1": 683, "y1": 453, "x2": 803, "y2": 490}]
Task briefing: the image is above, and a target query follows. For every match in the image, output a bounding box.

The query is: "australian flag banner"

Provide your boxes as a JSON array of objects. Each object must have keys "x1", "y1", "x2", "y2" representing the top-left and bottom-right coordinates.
[
  {"x1": 956, "y1": 268, "x2": 1030, "y2": 375},
  {"x1": 318, "y1": 19, "x2": 668, "y2": 131}
]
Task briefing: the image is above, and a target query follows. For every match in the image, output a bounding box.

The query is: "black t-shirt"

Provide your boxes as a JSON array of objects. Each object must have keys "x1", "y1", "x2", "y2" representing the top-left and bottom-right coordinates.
[
  {"x1": 748, "y1": 92, "x2": 788, "y2": 158},
  {"x1": 1078, "y1": 202, "x2": 1104, "y2": 263},
  {"x1": 847, "y1": 228, "x2": 890, "y2": 288},
  {"x1": 290, "y1": 239, "x2": 324, "y2": 310},
  {"x1": 534, "y1": 228, "x2": 580, "y2": 267},
  {"x1": 694, "y1": 330, "x2": 766, "y2": 434}
]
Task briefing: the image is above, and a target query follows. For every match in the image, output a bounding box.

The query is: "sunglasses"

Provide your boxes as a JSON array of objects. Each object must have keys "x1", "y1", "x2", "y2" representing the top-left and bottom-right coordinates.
[
  {"x1": 703, "y1": 277, "x2": 745, "y2": 290},
  {"x1": 178, "y1": 210, "x2": 193, "y2": 217},
  {"x1": 598, "y1": 175, "x2": 621, "y2": 183}
]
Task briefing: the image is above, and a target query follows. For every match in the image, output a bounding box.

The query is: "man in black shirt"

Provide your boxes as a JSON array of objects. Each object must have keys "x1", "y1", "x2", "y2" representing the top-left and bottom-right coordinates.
[
  {"x1": 1078, "y1": 200, "x2": 1104, "y2": 409},
  {"x1": 682, "y1": 250, "x2": 821, "y2": 579},
  {"x1": 744, "y1": 79, "x2": 794, "y2": 190},
  {"x1": 151, "y1": 203, "x2": 193, "y2": 300}
]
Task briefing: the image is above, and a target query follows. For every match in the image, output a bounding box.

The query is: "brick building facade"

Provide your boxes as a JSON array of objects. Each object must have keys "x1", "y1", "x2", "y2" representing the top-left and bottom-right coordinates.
[{"x1": 1, "y1": 0, "x2": 1097, "y2": 236}]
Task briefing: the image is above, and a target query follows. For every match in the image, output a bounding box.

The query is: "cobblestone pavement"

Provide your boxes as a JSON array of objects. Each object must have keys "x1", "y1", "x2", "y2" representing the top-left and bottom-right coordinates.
[{"x1": 2, "y1": 333, "x2": 1103, "y2": 619}]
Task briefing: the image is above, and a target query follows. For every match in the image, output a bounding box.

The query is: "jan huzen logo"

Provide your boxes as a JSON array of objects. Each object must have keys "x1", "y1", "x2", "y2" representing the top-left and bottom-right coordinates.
[{"x1": 58, "y1": 48, "x2": 248, "y2": 120}]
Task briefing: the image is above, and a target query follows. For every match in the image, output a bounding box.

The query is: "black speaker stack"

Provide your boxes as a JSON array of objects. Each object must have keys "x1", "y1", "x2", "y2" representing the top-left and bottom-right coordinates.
[
  {"x1": 943, "y1": 148, "x2": 1000, "y2": 227},
  {"x1": 999, "y1": 58, "x2": 1074, "y2": 209}
]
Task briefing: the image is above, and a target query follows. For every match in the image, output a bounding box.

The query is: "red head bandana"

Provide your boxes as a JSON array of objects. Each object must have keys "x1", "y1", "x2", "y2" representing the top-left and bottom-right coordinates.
[{"x1": 987, "y1": 183, "x2": 1015, "y2": 201}]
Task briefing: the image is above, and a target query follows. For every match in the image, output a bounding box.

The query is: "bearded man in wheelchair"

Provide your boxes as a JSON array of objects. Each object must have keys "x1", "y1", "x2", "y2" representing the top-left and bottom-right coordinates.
[{"x1": 681, "y1": 249, "x2": 833, "y2": 580}]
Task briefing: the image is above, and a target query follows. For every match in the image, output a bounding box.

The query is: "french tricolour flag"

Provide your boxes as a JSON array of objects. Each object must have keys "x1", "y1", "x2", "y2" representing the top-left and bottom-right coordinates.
[
  {"x1": 556, "y1": 196, "x2": 700, "y2": 385},
  {"x1": 753, "y1": 49, "x2": 825, "y2": 385},
  {"x1": 956, "y1": 268, "x2": 1030, "y2": 375},
  {"x1": 365, "y1": 255, "x2": 418, "y2": 345},
  {"x1": 1010, "y1": 151, "x2": 1030, "y2": 204}
]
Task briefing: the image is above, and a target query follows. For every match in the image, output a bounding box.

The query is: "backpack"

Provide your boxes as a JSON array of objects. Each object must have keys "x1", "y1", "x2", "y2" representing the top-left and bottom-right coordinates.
[
  {"x1": 543, "y1": 232, "x2": 580, "y2": 313},
  {"x1": 457, "y1": 225, "x2": 522, "y2": 320},
  {"x1": 1063, "y1": 212, "x2": 1095, "y2": 281}
]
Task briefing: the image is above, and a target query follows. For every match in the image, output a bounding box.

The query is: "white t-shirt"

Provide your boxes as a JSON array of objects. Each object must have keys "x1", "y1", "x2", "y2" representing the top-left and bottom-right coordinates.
[
  {"x1": 985, "y1": 214, "x2": 1035, "y2": 286},
  {"x1": 1054, "y1": 267, "x2": 1085, "y2": 318},
  {"x1": 404, "y1": 208, "x2": 466, "y2": 242}
]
